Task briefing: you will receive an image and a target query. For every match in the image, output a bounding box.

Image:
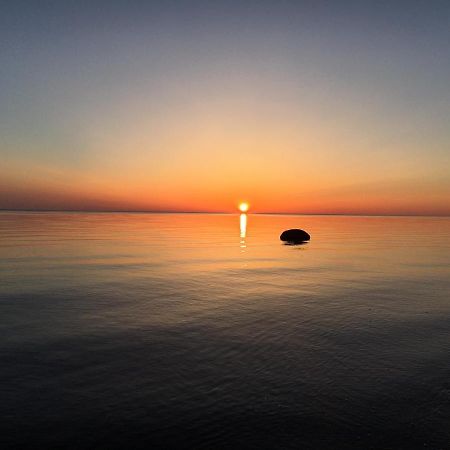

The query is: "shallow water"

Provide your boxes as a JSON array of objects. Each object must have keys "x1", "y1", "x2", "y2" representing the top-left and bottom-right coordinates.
[{"x1": 1, "y1": 212, "x2": 450, "y2": 449}]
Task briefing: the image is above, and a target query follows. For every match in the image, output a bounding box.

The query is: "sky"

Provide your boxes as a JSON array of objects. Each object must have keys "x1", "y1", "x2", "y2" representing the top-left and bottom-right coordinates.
[{"x1": 1, "y1": 0, "x2": 449, "y2": 215}]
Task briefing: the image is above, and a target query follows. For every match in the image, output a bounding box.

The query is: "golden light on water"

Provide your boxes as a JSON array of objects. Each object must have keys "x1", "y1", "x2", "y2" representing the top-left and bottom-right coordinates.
[
  {"x1": 239, "y1": 203, "x2": 249, "y2": 249},
  {"x1": 240, "y1": 213, "x2": 247, "y2": 239},
  {"x1": 239, "y1": 202, "x2": 249, "y2": 213}
]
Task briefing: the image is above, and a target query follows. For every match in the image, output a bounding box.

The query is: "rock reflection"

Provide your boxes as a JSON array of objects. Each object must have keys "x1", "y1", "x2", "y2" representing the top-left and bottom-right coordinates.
[{"x1": 283, "y1": 241, "x2": 308, "y2": 246}]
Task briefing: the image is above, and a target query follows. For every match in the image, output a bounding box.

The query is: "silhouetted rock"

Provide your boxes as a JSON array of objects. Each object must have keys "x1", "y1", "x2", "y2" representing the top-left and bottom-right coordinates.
[{"x1": 280, "y1": 229, "x2": 310, "y2": 243}]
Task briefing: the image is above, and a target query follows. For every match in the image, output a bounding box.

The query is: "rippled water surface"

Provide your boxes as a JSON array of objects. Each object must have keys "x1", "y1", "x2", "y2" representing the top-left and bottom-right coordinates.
[{"x1": 1, "y1": 212, "x2": 450, "y2": 449}]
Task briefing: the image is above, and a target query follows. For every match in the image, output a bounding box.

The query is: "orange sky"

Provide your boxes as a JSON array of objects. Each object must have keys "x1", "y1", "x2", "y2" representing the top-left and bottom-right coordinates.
[
  {"x1": 2, "y1": 153, "x2": 449, "y2": 215},
  {"x1": 1, "y1": 1, "x2": 449, "y2": 215}
]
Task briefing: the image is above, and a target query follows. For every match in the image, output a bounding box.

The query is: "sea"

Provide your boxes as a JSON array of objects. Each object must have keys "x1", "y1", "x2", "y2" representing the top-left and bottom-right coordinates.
[{"x1": 1, "y1": 212, "x2": 449, "y2": 449}]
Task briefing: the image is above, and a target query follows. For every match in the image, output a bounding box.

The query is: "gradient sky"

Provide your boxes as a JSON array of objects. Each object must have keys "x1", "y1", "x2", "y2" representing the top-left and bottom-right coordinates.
[{"x1": 1, "y1": 0, "x2": 449, "y2": 214}]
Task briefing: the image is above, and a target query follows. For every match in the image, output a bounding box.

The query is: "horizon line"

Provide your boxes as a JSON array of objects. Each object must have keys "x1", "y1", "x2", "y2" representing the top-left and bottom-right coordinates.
[{"x1": 1, "y1": 208, "x2": 449, "y2": 218}]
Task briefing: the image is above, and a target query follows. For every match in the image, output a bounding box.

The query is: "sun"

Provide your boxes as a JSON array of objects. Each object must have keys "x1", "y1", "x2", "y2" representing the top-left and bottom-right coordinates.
[{"x1": 238, "y1": 202, "x2": 249, "y2": 213}]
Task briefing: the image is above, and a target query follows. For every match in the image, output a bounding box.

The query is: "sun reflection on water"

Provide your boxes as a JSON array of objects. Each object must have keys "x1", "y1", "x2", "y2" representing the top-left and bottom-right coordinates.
[{"x1": 240, "y1": 213, "x2": 247, "y2": 250}]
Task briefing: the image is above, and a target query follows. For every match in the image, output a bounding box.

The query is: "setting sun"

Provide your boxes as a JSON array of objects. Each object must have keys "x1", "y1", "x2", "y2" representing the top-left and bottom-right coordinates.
[{"x1": 239, "y1": 202, "x2": 249, "y2": 213}]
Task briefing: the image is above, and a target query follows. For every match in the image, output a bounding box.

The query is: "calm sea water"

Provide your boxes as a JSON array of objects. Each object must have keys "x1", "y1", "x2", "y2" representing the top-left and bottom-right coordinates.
[{"x1": 1, "y1": 212, "x2": 450, "y2": 449}]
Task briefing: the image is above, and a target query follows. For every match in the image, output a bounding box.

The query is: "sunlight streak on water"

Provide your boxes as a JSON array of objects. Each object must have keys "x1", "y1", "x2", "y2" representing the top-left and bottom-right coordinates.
[{"x1": 240, "y1": 213, "x2": 247, "y2": 251}]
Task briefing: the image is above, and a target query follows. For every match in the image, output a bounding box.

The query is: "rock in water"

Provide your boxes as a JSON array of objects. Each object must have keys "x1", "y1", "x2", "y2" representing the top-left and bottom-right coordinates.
[{"x1": 280, "y1": 229, "x2": 311, "y2": 243}]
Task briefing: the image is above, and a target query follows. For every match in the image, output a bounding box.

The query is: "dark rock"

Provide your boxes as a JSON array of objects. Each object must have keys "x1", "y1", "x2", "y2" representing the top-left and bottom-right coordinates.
[{"x1": 280, "y1": 229, "x2": 310, "y2": 243}]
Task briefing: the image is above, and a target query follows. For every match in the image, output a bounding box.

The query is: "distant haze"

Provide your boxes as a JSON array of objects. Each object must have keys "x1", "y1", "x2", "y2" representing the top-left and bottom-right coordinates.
[{"x1": 1, "y1": 0, "x2": 449, "y2": 215}]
